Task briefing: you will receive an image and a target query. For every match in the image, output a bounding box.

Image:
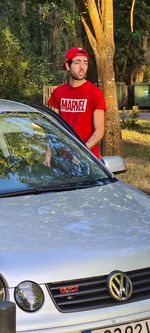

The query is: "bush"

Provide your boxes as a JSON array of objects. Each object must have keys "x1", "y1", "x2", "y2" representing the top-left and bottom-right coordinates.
[
  {"x1": 0, "y1": 27, "x2": 53, "y2": 104},
  {"x1": 0, "y1": 28, "x2": 28, "y2": 100},
  {"x1": 119, "y1": 106, "x2": 140, "y2": 129}
]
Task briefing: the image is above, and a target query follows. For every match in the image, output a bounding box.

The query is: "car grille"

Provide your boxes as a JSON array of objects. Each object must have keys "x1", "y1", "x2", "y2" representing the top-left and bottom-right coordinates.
[{"x1": 46, "y1": 267, "x2": 150, "y2": 312}]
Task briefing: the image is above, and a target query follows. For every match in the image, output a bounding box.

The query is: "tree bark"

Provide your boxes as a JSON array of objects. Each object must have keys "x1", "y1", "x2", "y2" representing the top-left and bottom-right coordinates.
[
  {"x1": 75, "y1": 0, "x2": 123, "y2": 156},
  {"x1": 50, "y1": 5, "x2": 58, "y2": 70},
  {"x1": 37, "y1": 4, "x2": 43, "y2": 56},
  {"x1": 130, "y1": 35, "x2": 148, "y2": 83},
  {"x1": 19, "y1": 0, "x2": 26, "y2": 18}
]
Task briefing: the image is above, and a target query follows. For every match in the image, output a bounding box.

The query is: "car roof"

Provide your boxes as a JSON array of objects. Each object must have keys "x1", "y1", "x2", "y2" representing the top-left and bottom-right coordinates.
[{"x1": 0, "y1": 99, "x2": 36, "y2": 112}]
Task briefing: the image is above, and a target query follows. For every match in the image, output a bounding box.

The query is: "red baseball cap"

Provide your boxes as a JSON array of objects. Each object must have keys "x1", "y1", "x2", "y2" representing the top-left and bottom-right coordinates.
[{"x1": 62, "y1": 47, "x2": 89, "y2": 70}]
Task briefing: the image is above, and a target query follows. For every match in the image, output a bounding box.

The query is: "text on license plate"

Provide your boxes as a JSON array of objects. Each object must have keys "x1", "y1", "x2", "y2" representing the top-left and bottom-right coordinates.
[{"x1": 82, "y1": 318, "x2": 150, "y2": 333}]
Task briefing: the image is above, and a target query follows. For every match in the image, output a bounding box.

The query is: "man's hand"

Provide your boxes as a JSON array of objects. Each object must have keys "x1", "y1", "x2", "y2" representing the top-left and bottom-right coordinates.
[
  {"x1": 43, "y1": 145, "x2": 52, "y2": 167},
  {"x1": 86, "y1": 110, "x2": 104, "y2": 149}
]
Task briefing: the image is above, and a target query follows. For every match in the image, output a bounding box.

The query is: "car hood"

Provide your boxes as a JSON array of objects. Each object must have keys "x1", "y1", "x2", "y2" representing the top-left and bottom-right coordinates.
[{"x1": 0, "y1": 180, "x2": 150, "y2": 286}]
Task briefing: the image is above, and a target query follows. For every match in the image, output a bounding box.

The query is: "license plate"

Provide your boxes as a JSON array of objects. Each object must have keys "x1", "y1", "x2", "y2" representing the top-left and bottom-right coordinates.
[{"x1": 82, "y1": 318, "x2": 150, "y2": 333}]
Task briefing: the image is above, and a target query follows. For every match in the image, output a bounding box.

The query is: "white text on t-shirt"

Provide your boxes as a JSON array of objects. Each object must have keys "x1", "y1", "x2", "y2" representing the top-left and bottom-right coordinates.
[{"x1": 60, "y1": 98, "x2": 87, "y2": 112}]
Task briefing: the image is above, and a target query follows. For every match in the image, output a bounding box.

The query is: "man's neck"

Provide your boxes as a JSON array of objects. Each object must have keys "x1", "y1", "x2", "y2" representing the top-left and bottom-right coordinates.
[{"x1": 68, "y1": 78, "x2": 87, "y2": 87}]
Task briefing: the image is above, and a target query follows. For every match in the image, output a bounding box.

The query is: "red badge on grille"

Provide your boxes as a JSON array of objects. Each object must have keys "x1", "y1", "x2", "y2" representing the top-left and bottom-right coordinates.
[{"x1": 59, "y1": 285, "x2": 79, "y2": 294}]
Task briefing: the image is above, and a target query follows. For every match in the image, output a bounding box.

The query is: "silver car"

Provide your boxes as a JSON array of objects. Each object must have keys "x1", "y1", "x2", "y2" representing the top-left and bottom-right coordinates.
[{"x1": 0, "y1": 99, "x2": 150, "y2": 333}]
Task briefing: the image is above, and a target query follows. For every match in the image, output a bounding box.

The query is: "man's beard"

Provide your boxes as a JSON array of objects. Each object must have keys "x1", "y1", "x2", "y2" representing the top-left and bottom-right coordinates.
[{"x1": 70, "y1": 72, "x2": 86, "y2": 81}]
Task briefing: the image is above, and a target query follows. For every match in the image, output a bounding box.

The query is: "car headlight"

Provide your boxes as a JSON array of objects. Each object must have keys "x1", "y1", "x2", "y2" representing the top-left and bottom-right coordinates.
[
  {"x1": 0, "y1": 277, "x2": 6, "y2": 301},
  {"x1": 14, "y1": 281, "x2": 44, "y2": 312}
]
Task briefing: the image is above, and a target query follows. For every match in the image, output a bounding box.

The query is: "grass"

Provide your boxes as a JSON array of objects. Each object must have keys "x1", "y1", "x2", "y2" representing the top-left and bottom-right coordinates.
[{"x1": 118, "y1": 119, "x2": 150, "y2": 194}]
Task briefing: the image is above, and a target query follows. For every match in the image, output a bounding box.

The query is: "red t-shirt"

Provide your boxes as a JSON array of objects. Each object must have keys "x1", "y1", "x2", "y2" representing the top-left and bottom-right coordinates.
[{"x1": 48, "y1": 81, "x2": 106, "y2": 158}]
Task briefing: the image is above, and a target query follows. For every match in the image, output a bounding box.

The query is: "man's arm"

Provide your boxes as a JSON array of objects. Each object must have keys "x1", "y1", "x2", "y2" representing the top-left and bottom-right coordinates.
[
  {"x1": 43, "y1": 145, "x2": 52, "y2": 167},
  {"x1": 86, "y1": 110, "x2": 104, "y2": 150}
]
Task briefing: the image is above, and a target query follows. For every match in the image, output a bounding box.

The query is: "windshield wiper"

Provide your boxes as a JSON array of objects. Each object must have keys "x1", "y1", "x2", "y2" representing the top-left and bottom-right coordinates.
[
  {"x1": 0, "y1": 187, "x2": 43, "y2": 198},
  {"x1": 0, "y1": 180, "x2": 96, "y2": 198},
  {"x1": 0, "y1": 183, "x2": 84, "y2": 197},
  {"x1": 0, "y1": 177, "x2": 116, "y2": 198}
]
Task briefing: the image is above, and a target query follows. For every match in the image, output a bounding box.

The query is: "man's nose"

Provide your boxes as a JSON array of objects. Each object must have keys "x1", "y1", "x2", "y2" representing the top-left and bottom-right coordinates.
[{"x1": 79, "y1": 61, "x2": 86, "y2": 68}]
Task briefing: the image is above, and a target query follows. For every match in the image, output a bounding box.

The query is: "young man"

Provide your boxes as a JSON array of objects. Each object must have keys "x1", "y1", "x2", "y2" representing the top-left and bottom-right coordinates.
[{"x1": 48, "y1": 47, "x2": 106, "y2": 158}]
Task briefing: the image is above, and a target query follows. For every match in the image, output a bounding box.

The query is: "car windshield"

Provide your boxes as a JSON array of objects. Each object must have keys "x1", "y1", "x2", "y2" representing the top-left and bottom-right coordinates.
[{"x1": 0, "y1": 111, "x2": 112, "y2": 196}]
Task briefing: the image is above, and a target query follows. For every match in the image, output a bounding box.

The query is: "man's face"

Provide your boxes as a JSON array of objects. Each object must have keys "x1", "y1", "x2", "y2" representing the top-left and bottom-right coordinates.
[{"x1": 67, "y1": 56, "x2": 88, "y2": 80}]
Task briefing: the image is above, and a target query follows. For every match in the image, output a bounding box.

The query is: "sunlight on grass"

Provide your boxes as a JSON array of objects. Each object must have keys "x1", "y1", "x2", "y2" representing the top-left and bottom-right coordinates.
[
  {"x1": 122, "y1": 129, "x2": 150, "y2": 146},
  {"x1": 118, "y1": 119, "x2": 150, "y2": 193}
]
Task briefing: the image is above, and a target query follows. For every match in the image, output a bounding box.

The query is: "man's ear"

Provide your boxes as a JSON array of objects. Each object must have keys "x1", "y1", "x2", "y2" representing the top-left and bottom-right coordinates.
[{"x1": 65, "y1": 62, "x2": 70, "y2": 71}]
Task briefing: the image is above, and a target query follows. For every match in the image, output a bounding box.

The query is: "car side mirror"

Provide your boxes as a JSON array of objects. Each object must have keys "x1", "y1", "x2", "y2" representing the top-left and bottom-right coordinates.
[{"x1": 100, "y1": 156, "x2": 127, "y2": 174}]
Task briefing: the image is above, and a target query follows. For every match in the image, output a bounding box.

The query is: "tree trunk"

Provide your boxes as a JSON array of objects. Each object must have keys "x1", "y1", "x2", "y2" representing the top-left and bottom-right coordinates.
[
  {"x1": 75, "y1": 0, "x2": 123, "y2": 156},
  {"x1": 50, "y1": 6, "x2": 58, "y2": 71},
  {"x1": 99, "y1": 50, "x2": 122, "y2": 155},
  {"x1": 19, "y1": 0, "x2": 26, "y2": 18},
  {"x1": 37, "y1": 4, "x2": 43, "y2": 56},
  {"x1": 130, "y1": 35, "x2": 148, "y2": 84}
]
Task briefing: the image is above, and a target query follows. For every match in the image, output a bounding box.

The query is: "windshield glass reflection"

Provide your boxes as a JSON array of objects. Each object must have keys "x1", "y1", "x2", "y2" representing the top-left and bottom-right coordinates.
[{"x1": 0, "y1": 112, "x2": 109, "y2": 194}]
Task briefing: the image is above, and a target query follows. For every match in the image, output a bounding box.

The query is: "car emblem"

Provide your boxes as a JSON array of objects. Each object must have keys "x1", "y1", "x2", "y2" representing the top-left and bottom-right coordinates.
[
  {"x1": 59, "y1": 285, "x2": 79, "y2": 294},
  {"x1": 108, "y1": 271, "x2": 133, "y2": 301}
]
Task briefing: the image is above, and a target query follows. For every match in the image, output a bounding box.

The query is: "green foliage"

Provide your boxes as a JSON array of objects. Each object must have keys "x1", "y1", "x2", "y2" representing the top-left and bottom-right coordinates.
[
  {"x1": 144, "y1": 65, "x2": 150, "y2": 82},
  {"x1": 0, "y1": 26, "x2": 52, "y2": 103},
  {"x1": 119, "y1": 107, "x2": 140, "y2": 129},
  {"x1": 0, "y1": 27, "x2": 28, "y2": 100},
  {"x1": 0, "y1": 0, "x2": 149, "y2": 102},
  {"x1": 114, "y1": 0, "x2": 150, "y2": 84},
  {"x1": 0, "y1": 0, "x2": 83, "y2": 102},
  {"x1": 21, "y1": 56, "x2": 52, "y2": 103}
]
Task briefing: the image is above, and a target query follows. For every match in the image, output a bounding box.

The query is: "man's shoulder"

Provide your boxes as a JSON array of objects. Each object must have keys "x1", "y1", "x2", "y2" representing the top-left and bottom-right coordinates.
[
  {"x1": 86, "y1": 81, "x2": 103, "y2": 94},
  {"x1": 86, "y1": 81, "x2": 100, "y2": 89},
  {"x1": 53, "y1": 83, "x2": 68, "y2": 93}
]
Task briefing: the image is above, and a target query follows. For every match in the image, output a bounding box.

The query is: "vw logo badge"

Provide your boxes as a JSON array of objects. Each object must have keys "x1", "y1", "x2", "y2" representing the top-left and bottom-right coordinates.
[{"x1": 108, "y1": 271, "x2": 133, "y2": 301}]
